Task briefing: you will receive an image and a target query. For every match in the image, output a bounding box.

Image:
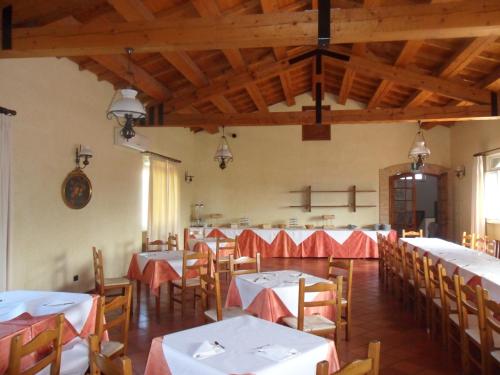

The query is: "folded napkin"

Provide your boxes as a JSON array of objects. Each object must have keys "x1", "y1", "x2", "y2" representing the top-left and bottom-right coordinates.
[
  {"x1": 192, "y1": 341, "x2": 225, "y2": 360},
  {"x1": 253, "y1": 276, "x2": 270, "y2": 284},
  {"x1": 254, "y1": 344, "x2": 299, "y2": 362}
]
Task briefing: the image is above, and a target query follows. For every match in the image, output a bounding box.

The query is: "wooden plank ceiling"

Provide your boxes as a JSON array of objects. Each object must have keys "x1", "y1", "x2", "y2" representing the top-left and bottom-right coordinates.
[{"x1": 2, "y1": 0, "x2": 500, "y2": 131}]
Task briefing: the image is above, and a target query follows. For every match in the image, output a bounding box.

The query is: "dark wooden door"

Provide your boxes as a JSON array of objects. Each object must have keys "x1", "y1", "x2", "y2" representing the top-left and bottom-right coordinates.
[{"x1": 389, "y1": 173, "x2": 417, "y2": 236}]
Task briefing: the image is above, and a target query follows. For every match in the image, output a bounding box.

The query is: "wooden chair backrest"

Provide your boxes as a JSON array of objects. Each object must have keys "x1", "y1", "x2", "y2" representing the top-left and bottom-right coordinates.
[
  {"x1": 402, "y1": 229, "x2": 423, "y2": 238},
  {"x1": 146, "y1": 238, "x2": 167, "y2": 252},
  {"x1": 327, "y1": 258, "x2": 353, "y2": 304},
  {"x1": 441, "y1": 272, "x2": 462, "y2": 318},
  {"x1": 458, "y1": 281, "x2": 487, "y2": 331},
  {"x1": 412, "y1": 251, "x2": 429, "y2": 291},
  {"x1": 462, "y1": 232, "x2": 476, "y2": 249},
  {"x1": 89, "y1": 335, "x2": 132, "y2": 375},
  {"x1": 200, "y1": 271, "x2": 223, "y2": 321},
  {"x1": 215, "y1": 237, "x2": 238, "y2": 261},
  {"x1": 229, "y1": 253, "x2": 261, "y2": 276},
  {"x1": 8, "y1": 314, "x2": 64, "y2": 375},
  {"x1": 402, "y1": 245, "x2": 414, "y2": 281},
  {"x1": 297, "y1": 276, "x2": 342, "y2": 332},
  {"x1": 93, "y1": 247, "x2": 105, "y2": 295},
  {"x1": 475, "y1": 236, "x2": 496, "y2": 256},
  {"x1": 427, "y1": 261, "x2": 443, "y2": 301},
  {"x1": 316, "y1": 340, "x2": 381, "y2": 375},
  {"x1": 96, "y1": 286, "x2": 132, "y2": 354},
  {"x1": 182, "y1": 250, "x2": 211, "y2": 287},
  {"x1": 167, "y1": 233, "x2": 179, "y2": 251},
  {"x1": 483, "y1": 297, "x2": 500, "y2": 356}
]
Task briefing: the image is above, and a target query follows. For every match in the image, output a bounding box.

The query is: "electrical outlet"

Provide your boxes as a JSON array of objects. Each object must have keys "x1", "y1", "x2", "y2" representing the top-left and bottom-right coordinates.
[{"x1": 73, "y1": 275, "x2": 79, "y2": 282}]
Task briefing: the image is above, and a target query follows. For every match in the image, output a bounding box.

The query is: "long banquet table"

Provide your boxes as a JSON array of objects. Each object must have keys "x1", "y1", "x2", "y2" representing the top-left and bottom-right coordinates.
[
  {"x1": 188, "y1": 227, "x2": 396, "y2": 258},
  {"x1": 399, "y1": 237, "x2": 500, "y2": 301}
]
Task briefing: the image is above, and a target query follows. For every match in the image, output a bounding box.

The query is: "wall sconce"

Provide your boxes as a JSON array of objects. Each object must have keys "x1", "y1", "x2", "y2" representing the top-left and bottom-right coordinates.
[
  {"x1": 455, "y1": 165, "x2": 466, "y2": 179},
  {"x1": 75, "y1": 145, "x2": 93, "y2": 169},
  {"x1": 185, "y1": 171, "x2": 194, "y2": 183}
]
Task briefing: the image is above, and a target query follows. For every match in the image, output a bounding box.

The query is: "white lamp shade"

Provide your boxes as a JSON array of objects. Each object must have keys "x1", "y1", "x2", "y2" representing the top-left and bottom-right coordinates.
[
  {"x1": 107, "y1": 89, "x2": 146, "y2": 119},
  {"x1": 79, "y1": 145, "x2": 93, "y2": 157},
  {"x1": 409, "y1": 140, "x2": 431, "y2": 158},
  {"x1": 214, "y1": 140, "x2": 233, "y2": 160}
]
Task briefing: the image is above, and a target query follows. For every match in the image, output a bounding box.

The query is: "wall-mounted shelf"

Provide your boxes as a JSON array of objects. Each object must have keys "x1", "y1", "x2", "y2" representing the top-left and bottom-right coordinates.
[{"x1": 289, "y1": 185, "x2": 377, "y2": 212}]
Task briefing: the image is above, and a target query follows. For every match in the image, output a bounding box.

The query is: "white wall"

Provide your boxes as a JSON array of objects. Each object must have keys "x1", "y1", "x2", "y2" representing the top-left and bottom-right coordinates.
[
  {"x1": 190, "y1": 93, "x2": 451, "y2": 228},
  {"x1": 0, "y1": 57, "x2": 194, "y2": 291}
]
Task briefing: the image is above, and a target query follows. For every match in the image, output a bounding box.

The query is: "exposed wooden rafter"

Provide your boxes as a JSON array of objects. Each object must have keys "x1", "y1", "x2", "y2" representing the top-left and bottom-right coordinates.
[
  {"x1": 140, "y1": 105, "x2": 499, "y2": 128},
  {"x1": 3, "y1": 1, "x2": 500, "y2": 58}
]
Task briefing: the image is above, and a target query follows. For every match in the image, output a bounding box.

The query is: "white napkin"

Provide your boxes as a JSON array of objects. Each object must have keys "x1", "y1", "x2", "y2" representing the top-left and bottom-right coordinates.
[
  {"x1": 255, "y1": 344, "x2": 299, "y2": 362},
  {"x1": 253, "y1": 276, "x2": 270, "y2": 284},
  {"x1": 192, "y1": 341, "x2": 225, "y2": 360}
]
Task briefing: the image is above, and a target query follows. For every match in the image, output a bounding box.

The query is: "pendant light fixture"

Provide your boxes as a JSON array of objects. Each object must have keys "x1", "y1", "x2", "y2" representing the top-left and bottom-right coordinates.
[
  {"x1": 214, "y1": 127, "x2": 233, "y2": 170},
  {"x1": 408, "y1": 121, "x2": 431, "y2": 172},
  {"x1": 106, "y1": 48, "x2": 146, "y2": 140}
]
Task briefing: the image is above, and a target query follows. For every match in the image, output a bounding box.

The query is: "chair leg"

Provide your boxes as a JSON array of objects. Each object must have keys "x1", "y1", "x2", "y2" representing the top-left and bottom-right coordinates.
[
  {"x1": 169, "y1": 284, "x2": 174, "y2": 312},
  {"x1": 345, "y1": 306, "x2": 351, "y2": 341}
]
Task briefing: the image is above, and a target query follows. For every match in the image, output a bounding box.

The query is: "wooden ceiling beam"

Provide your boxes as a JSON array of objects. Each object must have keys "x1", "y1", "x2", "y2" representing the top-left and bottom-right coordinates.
[
  {"x1": 191, "y1": 0, "x2": 268, "y2": 112},
  {"x1": 405, "y1": 35, "x2": 498, "y2": 107},
  {"x1": 211, "y1": 96, "x2": 237, "y2": 113},
  {"x1": 328, "y1": 52, "x2": 493, "y2": 104},
  {"x1": 4, "y1": 1, "x2": 500, "y2": 57},
  {"x1": 140, "y1": 105, "x2": 498, "y2": 127}
]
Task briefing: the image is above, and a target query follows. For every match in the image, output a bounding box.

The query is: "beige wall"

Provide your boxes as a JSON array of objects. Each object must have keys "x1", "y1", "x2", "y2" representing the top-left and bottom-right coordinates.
[
  {"x1": 0, "y1": 58, "x2": 194, "y2": 292},
  {"x1": 450, "y1": 120, "x2": 500, "y2": 241},
  {"x1": 190, "y1": 93, "x2": 451, "y2": 228}
]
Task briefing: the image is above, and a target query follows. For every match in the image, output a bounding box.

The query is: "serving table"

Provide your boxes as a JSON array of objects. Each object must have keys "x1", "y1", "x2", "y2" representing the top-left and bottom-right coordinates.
[
  {"x1": 0, "y1": 290, "x2": 98, "y2": 374},
  {"x1": 225, "y1": 270, "x2": 335, "y2": 323},
  {"x1": 144, "y1": 315, "x2": 339, "y2": 375},
  {"x1": 188, "y1": 227, "x2": 396, "y2": 258},
  {"x1": 400, "y1": 237, "x2": 500, "y2": 301}
]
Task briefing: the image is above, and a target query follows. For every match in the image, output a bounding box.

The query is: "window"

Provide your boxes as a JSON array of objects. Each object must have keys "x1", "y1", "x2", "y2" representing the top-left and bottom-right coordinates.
[{"x1": 484, "y1": 153, "x2": 500, "y2": 222}]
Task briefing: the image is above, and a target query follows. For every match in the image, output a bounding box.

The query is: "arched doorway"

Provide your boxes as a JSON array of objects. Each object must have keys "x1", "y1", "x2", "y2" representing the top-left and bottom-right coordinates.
[{"x1": 379, "y1": 163, "x2": 452, "y2": 239}]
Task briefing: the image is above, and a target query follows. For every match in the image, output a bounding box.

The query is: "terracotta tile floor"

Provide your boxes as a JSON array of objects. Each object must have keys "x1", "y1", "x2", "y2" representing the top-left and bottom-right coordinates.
[{"x1": 126, "y1": 259, "x2": 462, "y2": 374}]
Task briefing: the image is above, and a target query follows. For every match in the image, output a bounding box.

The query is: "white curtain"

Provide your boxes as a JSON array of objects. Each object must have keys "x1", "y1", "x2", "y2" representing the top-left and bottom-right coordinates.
[
  {"x1": 0, "y1": 114, "x2": 12, "y2": 291},
  {"x1": 147, "y1": 157, "x2": 180, "y2": 241},
  {"x1": 471, "y1": 155, "x2": 485, "y2": 237}
]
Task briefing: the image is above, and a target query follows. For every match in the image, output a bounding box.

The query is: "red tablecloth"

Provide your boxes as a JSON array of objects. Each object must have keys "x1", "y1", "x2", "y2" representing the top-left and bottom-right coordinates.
[
  {"x1": 0, "y1": 295, "x2": 99, "y2": 374},
  {"x1": 202, "y1": 228, "x2": 396, "y2": 258}
]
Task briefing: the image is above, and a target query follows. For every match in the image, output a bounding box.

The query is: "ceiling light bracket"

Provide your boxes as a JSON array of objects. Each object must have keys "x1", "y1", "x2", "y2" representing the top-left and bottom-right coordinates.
[{"x1": 318, "y1": 0, "x2": 330, "y2": 48}]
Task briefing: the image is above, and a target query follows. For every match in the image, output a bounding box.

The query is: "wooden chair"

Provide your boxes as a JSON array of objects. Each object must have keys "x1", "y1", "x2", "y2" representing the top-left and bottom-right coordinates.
[
  {"x1": 412, "y1": 251, "x2": 430, "y2": 329},
  {"x1": 401, "y1": 244, "x2": 416, "y2": 310},
  {"x1": 316, "y1": 340, "x2": 380, "y2": 375},
  {"x1": 167, "y1": 233, "x2": 179, "y2": 251},
  {"x1": 427, "y1": 261, "x2": 445, "y2": 341},
  {"x1": 92, "y1": 247, "x2": 131, "y2": 297},
  {"x1": 378, "y1": 237, "x2": 391, "y2": 289},
  {"x1": 282, "y1": 276, "x2": 343, "y2": 344},
  {"x1": 199, "y1": 271, "x2": 249, "y2": 322},
  {"x1": 215, "y1": 237, "x2": 238, "y2": 278},
  {"x1": 457, "y1": 280, "x2": 488, "y2": 374},
  {"x1": 7, "y1": 313, "x2": 64, "y2": 375},
  {"x1": 145, "y1": 238, "x2": 168, "y2": 252},
  {"x1": 169, "y1": 250, "x2": 210, "y2": 314},
  {"x1": 95, "y1": 286, "x2": 132, "y2": 359},
  {"x1": 482, "y1": 296, "x2": 500, "y2": 375},
  {"x1": 386, "y1": 243, "x2": 404, "y2": 300},
  {"x1": 89, "y1": 335, "x2": 132, "y2": 375},
  {"x1": 402, "y1": 229, "x2": 423, "y2": 238},
  {"x1": 229, "y1": 253, "x2": 261, "y2": 276},
  {"x1": 475, "y1": 237, "x2": 497, "y2": 256},
  {"x1": 327, "y1": 258, "x2": 353, "y2": 340},
  {"x1": 441, "y1": 272, "x2": 462, "y2": 359},
  {"x1": 462, "y1": 232, "x2": 476, "y2": 249}
]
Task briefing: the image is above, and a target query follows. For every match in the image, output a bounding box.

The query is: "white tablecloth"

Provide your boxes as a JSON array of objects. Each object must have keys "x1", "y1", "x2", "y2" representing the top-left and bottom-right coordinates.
[
  {"x1": 0, "y1": 290, "x2": 93, "y2": 334},
  {"x1": 235, "y1": 270, "x2": 329, "y2": 316},
  {"x1": 161, "y1": 315, "x2": 334, "y2": 375},
  {"x1": 136, "y1": 251, "x2": 189, "y2": 275},
  {"x1": 197, "y1": 227, "x2": 392, "y2": 246},
  {"x1": 400, "y1": 238, "x2": 500, "y2": 301}
]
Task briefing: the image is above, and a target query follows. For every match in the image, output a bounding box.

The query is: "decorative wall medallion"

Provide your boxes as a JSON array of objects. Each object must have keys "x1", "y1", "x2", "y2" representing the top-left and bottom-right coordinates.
[{"x1": 62, "y1": 168, "x2": 92, "y2": 209}]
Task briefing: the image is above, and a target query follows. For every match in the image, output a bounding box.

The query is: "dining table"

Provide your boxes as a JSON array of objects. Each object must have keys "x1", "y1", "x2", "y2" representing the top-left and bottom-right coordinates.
[
  {"x1": 0, "y1": 290, "x2": 99, "y2": 374},
  {"x1": 144, "y1": 315, "x2": 339, "y2": 375},
  {"x1": 399, "y1": 237, "x2": 500, "y2": 301},
  {"x1": 188, "y1": 227, "x2": 396, "y2": 258},
  {"x1": 225, "y1": 270, "x2": 335, "y2": 323}
]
